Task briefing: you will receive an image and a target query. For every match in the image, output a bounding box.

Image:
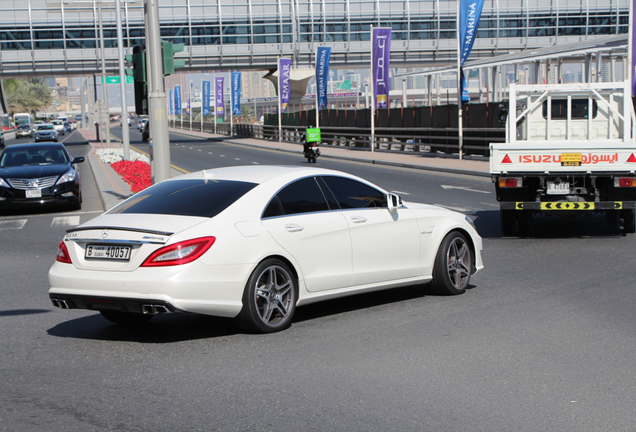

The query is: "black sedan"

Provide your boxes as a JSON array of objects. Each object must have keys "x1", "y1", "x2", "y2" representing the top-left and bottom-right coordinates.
[{"x1": 0, "y1": 143, "x2": 84, "y2": 212}]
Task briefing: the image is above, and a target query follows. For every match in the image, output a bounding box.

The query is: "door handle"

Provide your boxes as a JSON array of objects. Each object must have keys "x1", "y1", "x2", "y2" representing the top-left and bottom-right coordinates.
[
  {"x1": 285, "y1": 224, "x2": 304, "y2": 232},
  {"x1": 350, "y1": 216, "x2": 367, "y2": 224}
]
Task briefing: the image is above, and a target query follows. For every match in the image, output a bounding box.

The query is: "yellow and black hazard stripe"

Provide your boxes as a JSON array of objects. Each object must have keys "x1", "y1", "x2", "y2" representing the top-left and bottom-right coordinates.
[{"x1": 501, "y1": 201, "x2": 634, "y2": 211}]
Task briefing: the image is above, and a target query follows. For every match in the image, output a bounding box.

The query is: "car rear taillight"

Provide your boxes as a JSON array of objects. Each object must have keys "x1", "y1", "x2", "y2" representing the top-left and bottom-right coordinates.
[
  {"x1": 141, "y1": 237, "x2": 216, "y2": 267},
  {"x1": 614, "y1": 177, "x2": 636, "y2": 187},
  {"x1": 499, "y1": 177, "x2": 523, "y2": 188},
  {"x1": 56, "y1": 241, "x2": 72, "y2": 264}
]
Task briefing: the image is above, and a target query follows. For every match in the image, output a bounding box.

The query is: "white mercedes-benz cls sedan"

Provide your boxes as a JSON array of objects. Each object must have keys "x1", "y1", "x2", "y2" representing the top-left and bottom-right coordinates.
[{"x1": 49, "y1": 165, "x2": 483, "y2": 333}]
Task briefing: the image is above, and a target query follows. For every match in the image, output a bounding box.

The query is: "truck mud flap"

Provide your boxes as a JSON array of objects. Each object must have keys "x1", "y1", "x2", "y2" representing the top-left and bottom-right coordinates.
[{"x1": 501, "y1": 201, "x2": 636, "y2": 211}]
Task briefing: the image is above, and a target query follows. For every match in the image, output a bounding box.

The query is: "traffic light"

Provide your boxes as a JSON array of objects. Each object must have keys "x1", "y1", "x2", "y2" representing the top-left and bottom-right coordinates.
[
  {"x1": 125, "y1": 45, "x2": 147, "y2": 115},
  {"x1": 162, "y1": 40, "x2": 186, "y2": 76}
]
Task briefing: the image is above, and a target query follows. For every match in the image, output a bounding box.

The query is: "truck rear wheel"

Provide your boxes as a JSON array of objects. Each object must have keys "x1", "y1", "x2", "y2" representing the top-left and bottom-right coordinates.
[
  {"x1": 518, "y1": 212, "x2": 532, "y2": 236},
  {"x1": 622, "y1": 209, "x2": 635, "y2": 234},
  {"x1": 605, "y1": 210, "x2": 619, "y2": 233}
]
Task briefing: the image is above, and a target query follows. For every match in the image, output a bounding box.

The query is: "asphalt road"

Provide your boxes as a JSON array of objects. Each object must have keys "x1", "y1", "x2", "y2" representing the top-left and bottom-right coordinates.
[{"x1": 1, "y1": 127, "x2": 635, "y2": 431}]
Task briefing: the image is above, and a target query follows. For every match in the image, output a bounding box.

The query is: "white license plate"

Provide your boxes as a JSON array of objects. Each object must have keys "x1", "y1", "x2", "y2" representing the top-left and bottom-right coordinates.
[
  {"x1": 85, "y1": 245, "x2": 132, "y2": 261},
  {"x1": 26, "y1": 190, "x2": 42, "y2": 198},
  {"x1": 547, "y1": 182, "x2": 570, "y2": 195}
]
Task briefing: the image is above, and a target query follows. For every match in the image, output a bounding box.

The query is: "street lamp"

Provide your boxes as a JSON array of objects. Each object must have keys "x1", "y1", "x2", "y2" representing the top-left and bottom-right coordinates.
[{"x1": 63, "y1": 0, "x2": 139, "y2": 157}]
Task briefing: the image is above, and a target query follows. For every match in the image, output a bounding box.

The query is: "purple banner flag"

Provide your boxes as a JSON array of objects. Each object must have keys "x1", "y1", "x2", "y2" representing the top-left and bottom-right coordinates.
[
  {"x1": 215, "y1": 77, "x2": 225, "y2": 116},
  {"x1": 279, "y1": 58, "x2": 292, "y2": 113},
  {"x1": 371, "y1": 28, "x2": 391, "y2": 110}
]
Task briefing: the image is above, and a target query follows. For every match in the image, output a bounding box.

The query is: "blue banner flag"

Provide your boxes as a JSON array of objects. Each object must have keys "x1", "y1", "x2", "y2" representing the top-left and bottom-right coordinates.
[
  {"x1": 279, "y1": 58, "x2": 292, "y2": 113},
  {"x1": 371, "y1": 28, "x2": 391, "y2": 110},
  {"x1": 174, "y1": 85, "x2": 182, "y2": 115},
  {"x1": 459, "y1": 0, "x2": 485, "y2": 101},
  {"x1": 202, "y1": 80, "x2": 211, "y2": 116},
  {"x1": 215, "y1": 77, "x2": 225, "y2": 116},
  {"x1": 169, "y1": 89, "x2": 174, "y2": 115},
  {"x1": 315, "y1": 47, "x2": 331, "y2": 111},
  {"x1": 231, "y1": 71, "x2": 241, "y2": 116}
]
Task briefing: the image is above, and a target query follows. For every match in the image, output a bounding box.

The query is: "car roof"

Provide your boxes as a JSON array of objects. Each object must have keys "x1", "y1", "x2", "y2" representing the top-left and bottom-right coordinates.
[
  {"x1": 173, "y1": 165, "x2": 364, "y2": 186},
  {"x1": 2, "y1": 142, "x2": 64, "y2": 151}
]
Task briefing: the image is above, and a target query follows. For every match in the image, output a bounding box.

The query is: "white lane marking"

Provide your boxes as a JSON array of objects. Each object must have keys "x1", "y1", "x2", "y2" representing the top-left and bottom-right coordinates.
[
  {"x1": 441, "y1": 185, "x2": 491, "y2": 194},
  {"x1": 481, "y1": 202, "x2": 500, "y2": 207},
  {"x1": 220, "y1": 155, "x2": 225, "y2": 158},
  {"x1": 235, "y1": 158, "x2": 241, "y2": 161},
  {"x1": 0, "y1": 220, "x2": 27, "y2": 230},
  {"x1": 392, "y1": 190, "x2": 410, "y2": 195},
  {"x1": 208, "y1": 152, "x2": 213, "y2": 154},
  {"x1": 51, "y1": 216, "x2": 81, "y2": 228},
  {"x1": 252, "y1": 162, "x2": 259, "y2": 164},
  {"x1": 198, "y1": 149, "x2": 202, "y2": 152}
]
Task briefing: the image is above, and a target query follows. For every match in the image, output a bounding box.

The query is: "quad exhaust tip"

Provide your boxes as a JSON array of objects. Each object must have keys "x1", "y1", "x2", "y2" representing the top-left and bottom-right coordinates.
[
  {"x1": 142, "y1": 304, "x2": 171, "y2": 315},
  {"x1": 51, "y1": 298, "x2": 70, "y2": 309}
]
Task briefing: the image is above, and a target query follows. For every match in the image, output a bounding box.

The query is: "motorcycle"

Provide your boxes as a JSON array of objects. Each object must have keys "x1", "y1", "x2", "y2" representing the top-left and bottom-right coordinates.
[
  {"x1": 304, "y1": 142, "x2": 320, "y2": 163},
  {"x1": 302, "y1": 132, "x2": 320, "y2": 163}
]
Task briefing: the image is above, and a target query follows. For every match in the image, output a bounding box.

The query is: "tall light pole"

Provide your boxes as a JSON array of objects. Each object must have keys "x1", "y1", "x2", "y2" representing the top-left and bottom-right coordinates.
[
  {"x1": 145, "y1": 0, "x2": 171, "y2": 183},
  {"x1": 96, "y1": 1, "x2": 111, "y2": 149},
  {"x1": 114, "y1": 0, "x2": 130, "y2": 160},
  {"x1": 63, "y1": 0, "x2": 137, "y2": 155}
]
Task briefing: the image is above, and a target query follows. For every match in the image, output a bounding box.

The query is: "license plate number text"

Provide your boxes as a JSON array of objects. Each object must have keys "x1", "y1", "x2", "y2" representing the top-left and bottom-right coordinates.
[{"x1": 85, "y1": 245, "x2": 131, "y2": 261}]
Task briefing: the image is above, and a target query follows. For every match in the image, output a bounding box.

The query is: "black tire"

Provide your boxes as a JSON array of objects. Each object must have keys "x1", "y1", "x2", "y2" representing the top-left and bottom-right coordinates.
[
  {"x1": 622, "y1": 209, "x2": 635, "y2": 234},
  {"x1": 518, "y1": 211, "x2": 533, "y2": 236},
  {"x1": 500, "y1": 210, "x2": 516, "y2": 236},
  {"x1": 605, "y1": 210, "x2": 619, "y2": 233},
  {"x1": 100, "y1": 310, "x2": 153, "y2": 325},
  {"x1": 311, "y1": 154, "x2": 317, "y2": 163},
  {"x1": 235, "y1": 258, "x2": 297, "y2": 333},
  {"x1": 429, "y1": 232, "x2": 473, "y2": 295}
]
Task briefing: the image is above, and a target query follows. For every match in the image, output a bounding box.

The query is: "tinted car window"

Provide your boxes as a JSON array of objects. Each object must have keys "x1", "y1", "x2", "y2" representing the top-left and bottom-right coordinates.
[
  {"x1": 107, "y1": 179, "x2": 257, "y2": 218},
  {"x1": 274, "y1": 177, "x2": 330, "y2": 216},
  {"x1": 320, "y1": 176, "x2": 387, "y2": 209}
]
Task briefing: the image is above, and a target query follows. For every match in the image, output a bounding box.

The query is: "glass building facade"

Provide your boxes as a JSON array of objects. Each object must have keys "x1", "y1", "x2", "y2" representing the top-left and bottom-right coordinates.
[{"x1": 0, "y1": 0, "x2": 629, "y2": 76}]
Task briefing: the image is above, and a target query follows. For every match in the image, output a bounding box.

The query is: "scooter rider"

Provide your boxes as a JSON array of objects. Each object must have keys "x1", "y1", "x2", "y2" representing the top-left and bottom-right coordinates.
[{"x1": 302, "y1": 125, "x2": 313, "y2": 154}]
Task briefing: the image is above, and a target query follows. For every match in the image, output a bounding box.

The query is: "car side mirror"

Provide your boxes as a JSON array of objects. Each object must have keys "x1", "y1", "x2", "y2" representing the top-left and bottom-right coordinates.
[
  {"x1": 72, "y1": 156, "x2": 85, "y2": 164},
  {"x1": 387, "y1": 193, "x2": 401, "y2": 214}
]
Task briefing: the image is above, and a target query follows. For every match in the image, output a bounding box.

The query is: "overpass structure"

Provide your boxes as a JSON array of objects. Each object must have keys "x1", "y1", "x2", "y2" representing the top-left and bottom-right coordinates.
[{"x1": 0, "y1": 0, "x2": 629, "y2": 79}]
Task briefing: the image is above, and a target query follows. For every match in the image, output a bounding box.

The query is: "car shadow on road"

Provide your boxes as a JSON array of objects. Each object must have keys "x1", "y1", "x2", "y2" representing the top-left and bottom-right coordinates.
[
  {"x1": 471, "y1": 209, "x2": 626, "y2": 239},
  {"x1": 292, "y1": 282, "x2": 474, "y2": 324},
  {"x1": 46, "y1": 282, "x2": 473, "y2": 342},
  {"x1": 47, "y1": 313, "x2": 240, "y2": 343}
]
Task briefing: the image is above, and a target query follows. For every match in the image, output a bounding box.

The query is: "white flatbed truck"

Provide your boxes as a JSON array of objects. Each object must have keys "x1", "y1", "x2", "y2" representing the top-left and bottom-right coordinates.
[{"x1": 490, "y1": 81, "x2": 636, "y2": 235}]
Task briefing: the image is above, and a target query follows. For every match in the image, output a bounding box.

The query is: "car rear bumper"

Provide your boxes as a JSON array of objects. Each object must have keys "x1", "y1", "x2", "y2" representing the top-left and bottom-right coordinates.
[{"x1": 48, "y1": 260, "x2": 249, "y2": 318}]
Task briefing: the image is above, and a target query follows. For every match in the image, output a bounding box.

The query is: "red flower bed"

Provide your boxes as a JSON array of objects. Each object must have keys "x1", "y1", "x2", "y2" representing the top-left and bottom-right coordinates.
[{"x1": 110, "y1": 160, "x2": 152, "y2": 193}]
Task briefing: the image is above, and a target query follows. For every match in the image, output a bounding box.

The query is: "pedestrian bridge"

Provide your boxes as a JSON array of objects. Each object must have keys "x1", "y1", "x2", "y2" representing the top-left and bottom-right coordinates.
[{"x1": 0, "y1": 0, "x2": 628, "y2": 77}]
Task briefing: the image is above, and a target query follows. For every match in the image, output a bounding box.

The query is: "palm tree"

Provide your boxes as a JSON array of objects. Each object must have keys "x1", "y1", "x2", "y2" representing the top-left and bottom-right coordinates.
[{"x1": 3, "y1": 78, "x2": 52, "y2": 115}]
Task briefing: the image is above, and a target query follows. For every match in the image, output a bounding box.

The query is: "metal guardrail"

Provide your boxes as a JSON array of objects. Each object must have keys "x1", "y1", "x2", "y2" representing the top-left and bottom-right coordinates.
[{"x1": 168, "y1": 120, "x2": 504, "y2": 157}]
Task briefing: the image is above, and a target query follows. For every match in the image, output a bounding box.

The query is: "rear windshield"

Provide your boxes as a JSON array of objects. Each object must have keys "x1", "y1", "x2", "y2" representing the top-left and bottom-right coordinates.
[{"x1": 107, "y1": 179, "x2": 257, "y2": 218}]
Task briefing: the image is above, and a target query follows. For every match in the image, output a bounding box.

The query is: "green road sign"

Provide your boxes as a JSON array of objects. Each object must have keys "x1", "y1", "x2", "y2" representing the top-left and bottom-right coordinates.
[{"x1": 101, "y1": 76, "x2": 135, "y2": 84}]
